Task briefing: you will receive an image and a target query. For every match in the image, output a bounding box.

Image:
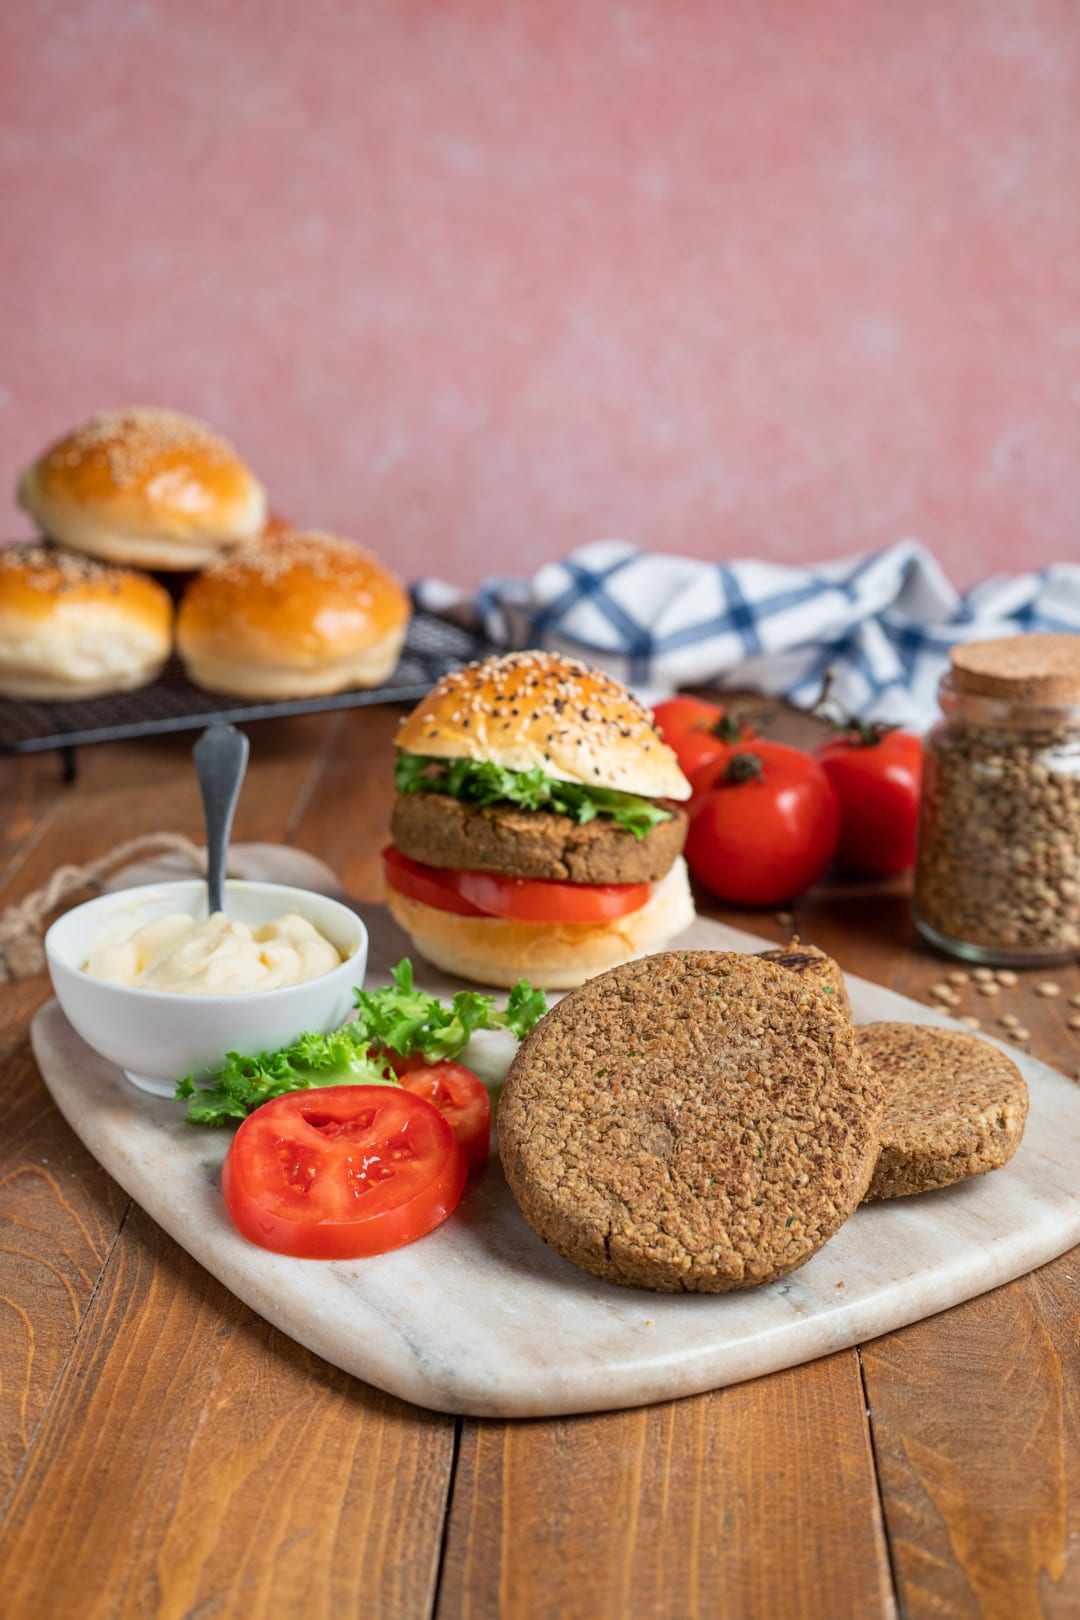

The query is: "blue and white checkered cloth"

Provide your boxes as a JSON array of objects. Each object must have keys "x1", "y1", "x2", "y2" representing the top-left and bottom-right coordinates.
[{"x1": 415, "y1": 539, "x2": 1080, "y2": 731}]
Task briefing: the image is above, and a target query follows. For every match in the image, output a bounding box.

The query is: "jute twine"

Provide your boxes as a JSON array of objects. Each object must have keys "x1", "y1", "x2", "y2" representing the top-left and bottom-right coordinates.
[{"x1": 0, "y1": 833, "x2": 207, "y2": 983}]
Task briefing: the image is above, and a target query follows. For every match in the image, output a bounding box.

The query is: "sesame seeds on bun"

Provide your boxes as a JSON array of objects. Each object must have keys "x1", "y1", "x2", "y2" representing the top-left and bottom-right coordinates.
[
  {"x1": 18, "y1": 406, "x2": 267, "y2": 571},
  {"x1": 176, "y1": 528, "x2": 411, "y2": 699},
  {"x1": 395, "y1": 650, "x2": 692, "y2": 802}
]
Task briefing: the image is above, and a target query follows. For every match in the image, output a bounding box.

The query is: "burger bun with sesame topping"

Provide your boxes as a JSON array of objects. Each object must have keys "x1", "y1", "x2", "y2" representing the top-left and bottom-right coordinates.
[
  {"x1": 18, "y1": 407, "x2": 267, "y2": 571},
  {"x1": 0, "y1": 541, "x2": 173, "y2": 699},
  {"x1": 387, "y1": 651, "x2": 696, "y2": 988},
  {"x1": 176, "y1": 529, "x2": 410, "y2": 699}
]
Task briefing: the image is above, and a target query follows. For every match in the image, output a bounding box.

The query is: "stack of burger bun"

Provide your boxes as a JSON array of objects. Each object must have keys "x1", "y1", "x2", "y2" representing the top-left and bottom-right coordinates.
[{"x1": 2, "y1": 406, "x2": 410, "y2": 702}]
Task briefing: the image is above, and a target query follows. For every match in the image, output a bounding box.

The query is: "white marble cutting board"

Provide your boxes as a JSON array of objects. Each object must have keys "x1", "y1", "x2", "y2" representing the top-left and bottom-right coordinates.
[{"x1": 29, "y1": 847, "x2": 1080, "y2": 1418}]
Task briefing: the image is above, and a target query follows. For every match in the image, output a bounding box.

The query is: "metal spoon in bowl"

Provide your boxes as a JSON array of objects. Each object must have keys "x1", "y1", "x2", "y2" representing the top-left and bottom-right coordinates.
[{"x1": 193, "y1": 725, "x2": 250, "y2": 916}]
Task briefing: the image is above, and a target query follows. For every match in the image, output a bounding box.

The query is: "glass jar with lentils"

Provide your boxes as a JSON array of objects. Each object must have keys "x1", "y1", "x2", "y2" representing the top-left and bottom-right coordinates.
[{"x1": 913, "y1": 634, "x2": 1080, "y2": 966}]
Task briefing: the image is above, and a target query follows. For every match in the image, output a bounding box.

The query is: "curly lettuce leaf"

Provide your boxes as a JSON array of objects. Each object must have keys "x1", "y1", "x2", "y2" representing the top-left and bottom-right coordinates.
[
  {"x1": 174, "y1": 960, "x2": 547, "y2": 1125},
  {"x1": 174, "y1": 1024, "x2": 395, "y2": 1127},
  {"x1": 351, "y1": 959, "x2": 547, "y2": 1063}
]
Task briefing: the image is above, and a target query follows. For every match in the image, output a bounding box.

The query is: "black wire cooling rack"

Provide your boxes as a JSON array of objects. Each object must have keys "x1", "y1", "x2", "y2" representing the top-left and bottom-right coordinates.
[{"x1": 0, "y1": 611, "x2": 493, "y2": 766}]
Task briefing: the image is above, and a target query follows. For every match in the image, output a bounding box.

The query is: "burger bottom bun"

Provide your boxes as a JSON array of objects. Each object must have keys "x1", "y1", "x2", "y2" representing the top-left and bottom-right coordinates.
[
  {"x1": 385, "y1": 858, "x2": 696, "y2": 990},
  {"x1": 0, "y1": 606, "x2": 170, "y2": 701},
  {"x1": 179, "y1": 623, "x2": 408, "y2": 699}
]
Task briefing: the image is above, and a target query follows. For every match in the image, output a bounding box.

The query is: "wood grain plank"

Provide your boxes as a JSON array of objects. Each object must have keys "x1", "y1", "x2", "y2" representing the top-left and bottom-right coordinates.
[
  {"x1": 796, "y1": 887, "x2": 1080, "y2": 1617},
  {"x1": 0, "y1": 751, "x2": 68, "y2": 892},
  {"x1": 1, "y1": 713, "x2": 460, "y2": 1617},
  {"x1": 0, "y1": 719, "x2": 343, "y2": 1522},
  {"x1": 859, "y1": 1261, "x2": 1080, "y2": 1620},
  {"x1": 438, "y1": 1353, "x2": 895, "y2": 1620},
  {"x1": 0, "y1": 715, "x2": 342, "y2": 911},
  {"x1": 0, "y1": 1204, "x2": 456, "y2": 1620},
  {"x1": 0, "y1": 977, "x2": 126, "y2": 1510}
]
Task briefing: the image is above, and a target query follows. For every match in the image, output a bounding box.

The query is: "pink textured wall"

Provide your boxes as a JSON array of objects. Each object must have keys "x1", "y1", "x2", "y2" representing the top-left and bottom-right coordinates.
[{"x1": 3, "y1": 1, "x2": 1078, "y2": 588}]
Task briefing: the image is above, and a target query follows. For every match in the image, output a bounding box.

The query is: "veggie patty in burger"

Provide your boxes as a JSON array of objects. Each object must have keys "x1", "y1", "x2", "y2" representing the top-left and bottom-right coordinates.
[{"x1": 384, "y1": 650, "x2": 695, "y2": 987}]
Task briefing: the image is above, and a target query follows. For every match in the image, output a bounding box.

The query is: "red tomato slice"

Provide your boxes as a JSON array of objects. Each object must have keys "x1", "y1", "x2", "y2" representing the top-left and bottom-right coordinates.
[
  {"x1": 382, "y1": 845, "x2": 650, "y2": 923},
  {"x1": 221, "y1": 1085, "x2": 467, "y2": 1259},
  {"x1": 398, "y1": 1061, "x2": 492, "y2": 1170},
  {"x1": 383, "y1": 845, "x2": 485, "y2": 915},
  {"x1": 452, "y1": 867, "x2": 649, "y2": 922}
]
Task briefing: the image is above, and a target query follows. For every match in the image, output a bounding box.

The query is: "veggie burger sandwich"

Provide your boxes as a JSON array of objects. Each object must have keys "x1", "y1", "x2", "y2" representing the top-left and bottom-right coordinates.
[{"x1": 383, "y1": 650, "x2": 695, "y2": 988}]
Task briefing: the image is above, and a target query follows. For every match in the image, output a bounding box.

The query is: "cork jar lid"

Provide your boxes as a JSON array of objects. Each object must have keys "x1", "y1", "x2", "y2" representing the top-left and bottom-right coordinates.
[{"x1": 950, "y1": 634, "x2": 1080, "y2": 704}]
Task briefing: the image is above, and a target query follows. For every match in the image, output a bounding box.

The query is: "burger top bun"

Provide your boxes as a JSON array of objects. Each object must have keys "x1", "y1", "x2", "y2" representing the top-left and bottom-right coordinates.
[
  {"x1": 17, "y1": 406, "x2": 267, "y2": 570},
  {"x1": 396, "y1": 650, "x2": 692, "y2": 802}
]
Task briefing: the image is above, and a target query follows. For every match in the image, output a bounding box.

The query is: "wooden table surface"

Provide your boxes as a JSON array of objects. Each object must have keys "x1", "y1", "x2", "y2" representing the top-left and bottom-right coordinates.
[{"x1": 1, "y1": 705, "x2": 1078, "y2": 1620}]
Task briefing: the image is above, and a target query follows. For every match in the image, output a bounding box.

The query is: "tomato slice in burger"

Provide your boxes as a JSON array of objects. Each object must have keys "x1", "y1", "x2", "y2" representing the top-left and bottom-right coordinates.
[
  {"x1": 221, "y1": 1085, "x2": 467, "y2": 1259},
  {"x1": 383, "y1": 845, "x2": 485, "y2": 915},
  {"x1": 382, "y1": 845, "x2": 650, "y2": 923},
  {"x1": 452, "y1": 868, "x2": 650, "y2": 922},
  {"x1": 397, "y1": 1061, "x2": 492, "y2": 1170}
]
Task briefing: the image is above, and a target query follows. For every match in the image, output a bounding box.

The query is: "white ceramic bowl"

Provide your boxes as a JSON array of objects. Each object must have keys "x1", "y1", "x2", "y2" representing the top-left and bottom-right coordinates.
[{"x1": 45, "y1": 879, "x2": 368, "y2": 1096}]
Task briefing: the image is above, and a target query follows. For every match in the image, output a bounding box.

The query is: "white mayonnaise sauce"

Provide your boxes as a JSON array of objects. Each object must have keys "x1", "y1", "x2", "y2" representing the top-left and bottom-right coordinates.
[{"x1": 84, "y1": 910, "x2": 341, "y2": 994}]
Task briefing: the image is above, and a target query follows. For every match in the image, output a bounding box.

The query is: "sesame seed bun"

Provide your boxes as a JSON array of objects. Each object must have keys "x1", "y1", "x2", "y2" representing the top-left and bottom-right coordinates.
[
  {"x1": 18, "y1": 407, "x2": 267, "y2": 571},
  {"x1": 385, "y1": 858, "x2": 696, "y2": 989},
  {"x1": 396, "y1": 651, "x2": 692, "y2": 802},
  {"x1": 176, "y1": 529, "x2": 410, "y2": 699},
  {"x1": 0, "y1": 541, "x2": 173, "y2": 699}
]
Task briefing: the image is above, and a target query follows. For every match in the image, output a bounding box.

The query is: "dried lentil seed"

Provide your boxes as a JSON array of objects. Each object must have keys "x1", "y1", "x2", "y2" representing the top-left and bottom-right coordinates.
[
  {"x1": 1036, "y1": 981, "x2": 1062, "y2": 997},
  {"x1": 1068, "y1": 1014, "x2": 1080, "y2": 1031},
  {"x1": 999, "y1": 1013, "x2": 1020, "y2": 1028},
  {"x1": 996, "y1": 970, "x2": 1019, "y2": 986},
  {"x1": 958, "y1": 1015, "x2": 981, "y2": 1029},
  {"x1": 977, "y1": 981, "x2": 1001, "y2": 996},
  {"x1": 973, "y1": 968, "x2": 995, "y2": 982},
  {"x1": 948, "y1": 970, "x2": 970, "y2": 985}
]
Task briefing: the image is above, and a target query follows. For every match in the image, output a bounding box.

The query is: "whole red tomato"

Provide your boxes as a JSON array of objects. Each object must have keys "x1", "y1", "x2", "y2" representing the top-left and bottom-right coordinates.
[
  {"x1": 651, "y1": 696, "x2": 757, "y2": 779},
  {"x1": 684, "y1": 745, "x2": 839, "y2": 906},
  {"x1": 815, "y1": 724, "x2": 922, "y2": 875},
  {"x1": 689, "y1": 738, "x2": 801, "y2": 802}
]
